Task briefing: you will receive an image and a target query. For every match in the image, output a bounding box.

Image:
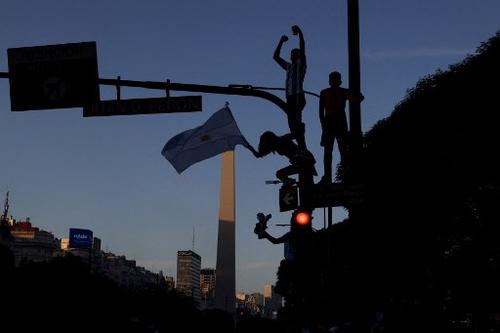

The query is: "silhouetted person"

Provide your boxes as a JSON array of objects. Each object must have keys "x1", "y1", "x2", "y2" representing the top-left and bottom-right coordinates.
[
  {"x1": 253, "y1": 131, "x2": 316, "y2": 183},
  {"x1": 254, "y1": 213, "x2": 313, "y2": 262},
  {"x1": 319, "y1": 71, "x2": 364, "y2": 183},
  {"x1": 255, "y1": 223, "x2": 293, "y2": 259},
  {"x1": 254, "y1": 213, "x2": 315, "y2": 332},
  {"x1": 274, "y1": 25, "x2": 307, "y2": 150}
]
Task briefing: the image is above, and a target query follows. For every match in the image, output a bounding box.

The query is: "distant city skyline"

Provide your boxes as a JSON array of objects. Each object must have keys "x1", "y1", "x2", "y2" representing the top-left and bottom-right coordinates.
[
  {"x1": 2, "y1": 208, "x2": 169, "y2": 291},
  {"x1": 3, "y1": 192, "x2": 275, "y2": 294},
  {"x1": 1, "y1": 1, "x2": 499, "y2": 292}
]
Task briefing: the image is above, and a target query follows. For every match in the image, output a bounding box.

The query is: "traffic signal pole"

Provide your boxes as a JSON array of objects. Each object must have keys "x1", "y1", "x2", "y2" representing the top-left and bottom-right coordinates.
[
  {"x1": 98, "y1": 77, "x2": 289, "y2": 113},
  {"x1": 0, "y1": 71, "x2": 312, "y2": 115},
  {"x1": 325, "y1": 0, "x2": 364, "y2": 318},
  {"x1": 325, "y1": 0, "x2": 362, "y2": 228},
  {"x1": 347, "y1": 0, "x2": 362, "y2": 181},
  {"x1": 347, "y1": 0, "x2": 363, "y2": 219}
]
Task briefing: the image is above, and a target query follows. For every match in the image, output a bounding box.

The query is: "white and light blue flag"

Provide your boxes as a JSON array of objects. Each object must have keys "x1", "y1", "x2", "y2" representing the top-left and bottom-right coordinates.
[{"x1": 161, "y1": 106, "x2": 253, "y2": 174}]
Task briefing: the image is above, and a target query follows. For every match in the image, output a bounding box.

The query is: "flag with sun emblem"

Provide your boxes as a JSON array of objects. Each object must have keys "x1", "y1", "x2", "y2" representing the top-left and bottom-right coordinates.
[{"x1": 161, "y1": 106, "x2": 253, "y2": 173}]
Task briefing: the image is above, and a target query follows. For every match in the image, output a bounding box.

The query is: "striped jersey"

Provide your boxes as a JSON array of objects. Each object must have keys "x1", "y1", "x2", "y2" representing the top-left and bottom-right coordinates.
[{"x1": 285, "y1": 59, "x2": 306, "y2": 97}]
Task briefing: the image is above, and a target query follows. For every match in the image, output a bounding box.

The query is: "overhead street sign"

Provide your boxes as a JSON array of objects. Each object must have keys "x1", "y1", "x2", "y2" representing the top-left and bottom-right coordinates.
[
  {"x1": 7, "y1": 41, "x2": 100, "y2": 111},
  {"x1": 83, "y1": 95, "x2": 202, "y2": 117},
  {"x1": 312, "y1": 183, "x2": 364, "y2": 208},
  {"x1": 279, "y1": 185, "x2": 298, "y2": 212}
]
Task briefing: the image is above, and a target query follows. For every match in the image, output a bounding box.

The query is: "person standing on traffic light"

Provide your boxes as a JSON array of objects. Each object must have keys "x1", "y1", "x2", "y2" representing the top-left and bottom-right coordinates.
[
  {"x1": 319, "y1": 71, "x2": 364, "y2": 183},
  {"x1": 273, "y1": 25, "x2": 308, "y2": 150}
]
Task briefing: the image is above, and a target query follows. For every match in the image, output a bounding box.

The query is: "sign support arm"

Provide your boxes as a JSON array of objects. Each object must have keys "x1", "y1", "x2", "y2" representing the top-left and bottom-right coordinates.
[
  {"x1": 97, "y1": 77, "x2": 288, "y2": 113},
  {"x1": 0, "y1": 71, "x2": 288, "y2": 112}
]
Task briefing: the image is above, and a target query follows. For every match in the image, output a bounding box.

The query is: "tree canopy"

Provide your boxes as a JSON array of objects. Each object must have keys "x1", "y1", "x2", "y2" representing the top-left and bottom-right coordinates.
[{"x1": 278, "y1": 31, "x2": 500, "y2": 332}]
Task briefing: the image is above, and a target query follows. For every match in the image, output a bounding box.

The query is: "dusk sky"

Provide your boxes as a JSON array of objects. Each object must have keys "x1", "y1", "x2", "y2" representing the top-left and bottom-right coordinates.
[{"x1": 1, "y1": 0, "x2": 499, "y2": 293}]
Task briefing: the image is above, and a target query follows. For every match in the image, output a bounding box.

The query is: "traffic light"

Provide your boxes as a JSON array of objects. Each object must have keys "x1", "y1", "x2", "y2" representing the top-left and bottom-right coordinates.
[{"x1": 292, "y1": 209, "x2": 312, "y2": 230}]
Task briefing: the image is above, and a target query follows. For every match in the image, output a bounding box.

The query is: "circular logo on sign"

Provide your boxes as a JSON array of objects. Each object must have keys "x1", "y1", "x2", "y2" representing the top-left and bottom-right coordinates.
[{"x1": 43, "y1": 77, "x2": 66, "y2": 101}]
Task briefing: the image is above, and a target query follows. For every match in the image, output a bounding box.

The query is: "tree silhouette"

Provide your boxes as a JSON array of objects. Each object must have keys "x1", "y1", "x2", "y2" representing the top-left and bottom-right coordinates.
[
  {"x1": 0, "y1": 252, "x2": 203, "y2": 332},
  {"x1": 276, "y1": 31, "x2": 500, "y2": 332}
]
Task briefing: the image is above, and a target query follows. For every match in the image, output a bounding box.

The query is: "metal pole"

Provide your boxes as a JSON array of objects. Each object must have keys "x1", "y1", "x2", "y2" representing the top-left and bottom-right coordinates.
[
  {"x1": 347, "y1": 0, "x2": 362, "y2": 219},
  {"x1": 323, "y1": 207, "x2": 326, "y2": 229},
  {"x1": 98, "y1": 77, "x2": 288, "y2": 113},
  {"x1": 328, "y1": 207, "x2": 333, "y2": 228},
  {"x1": 0, "y1": 72, "x2": 288, "y2": 113},
  {"x1": 348, "y1": 0, "x2": 362, "y2": 139}
]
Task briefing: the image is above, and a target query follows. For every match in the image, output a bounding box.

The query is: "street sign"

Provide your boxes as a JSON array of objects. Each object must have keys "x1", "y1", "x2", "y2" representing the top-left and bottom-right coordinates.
[
  {"x1": 69, "y1": 228, "x2": 94, "y2": 249},
  {"x1": 312, "y1": 183, "x2": 364, "y2": 208},
  {"x1": 279, "y1": 185, "x2": 298, "y2": 212},
  {"x1": 8, "y1": 41, "x2": 100, "y2": 111},
  {"x1": 83, "y1": 95, "x2": 202, "y2": 117}
]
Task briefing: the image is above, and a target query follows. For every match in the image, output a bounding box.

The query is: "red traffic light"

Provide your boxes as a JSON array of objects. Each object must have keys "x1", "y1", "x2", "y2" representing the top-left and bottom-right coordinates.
[{"x1": 294, "y1": 211, "x2": 311, "y2": 226}]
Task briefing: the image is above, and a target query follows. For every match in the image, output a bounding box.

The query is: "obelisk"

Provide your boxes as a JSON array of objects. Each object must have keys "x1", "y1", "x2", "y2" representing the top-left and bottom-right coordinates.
[{"x1": 214, "y1": 150, "x2": 236, "y2": 313}]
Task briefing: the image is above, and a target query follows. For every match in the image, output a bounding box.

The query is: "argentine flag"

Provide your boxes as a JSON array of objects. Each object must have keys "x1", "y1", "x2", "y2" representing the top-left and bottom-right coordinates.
[{"x1": 162, "y1": 106, "x2": 253, "y2": 174}]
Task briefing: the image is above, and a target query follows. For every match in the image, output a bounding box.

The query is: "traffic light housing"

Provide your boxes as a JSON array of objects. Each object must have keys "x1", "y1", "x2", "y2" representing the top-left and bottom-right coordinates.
[{"x1": 291, "y1": 209, "x2": 312, "y2": 231}]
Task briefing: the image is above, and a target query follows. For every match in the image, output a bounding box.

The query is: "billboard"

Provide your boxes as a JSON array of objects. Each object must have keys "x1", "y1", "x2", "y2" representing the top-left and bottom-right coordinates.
[{"x1": 69, "y1": 228, "x2": 93, "y2": 249}]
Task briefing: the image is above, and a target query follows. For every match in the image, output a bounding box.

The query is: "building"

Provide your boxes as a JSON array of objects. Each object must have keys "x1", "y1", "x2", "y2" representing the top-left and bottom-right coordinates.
[
  {"x1": 236, "y1": 292, "x2": 247, "y2": 315},
  {"x1": 60, "y1": 238, "x2": 70, "y2": 250},
  {"x1": 93, "y1": 237, "x2": 101, "y2": 253},
  {"x1": 200, "y1": 268, "x2": 216, "y2": 308},
  {"x1": 247, "y1": 292, "x2": 264, "y2": 315},
  {"x1": 60, "y1": 237, "x2": 88, "y2": 259},
  {"x1": 9, "y1": 218, "x2": 59, "y2": 266},
  {"x1": 264, "y1": 284, "x2": 273, "y2": 300},
  {"x1": 176, "y1": 250, "x2": 201, "y2": 304},
  {"x1": 165, "y1": 275, "x2": 175, "y2": 290},
  {"x1": 235, "y1": 291, "x2": 264, "y2": 317},
  {"x1": 251, "y1": 292, "x2": 264, "y2": 307},
  {"x1": 236, "y1": 292, "x2": 246, "y2": 302},
  {"x1": 97, "y1": 252, "x2": 162, "y2": 290},
  {"x1": 61, "y1": 231, "x2": 162, "y2": 291},
  {"x1": 1, "y1": 192, "x2": 165, "y2": 291},
  {"x1": 263, "y1": 284, "x2": 282, "y2": 319},
  {"x1": 59, "y1": 236, "x2": 95, "y2": 263}
]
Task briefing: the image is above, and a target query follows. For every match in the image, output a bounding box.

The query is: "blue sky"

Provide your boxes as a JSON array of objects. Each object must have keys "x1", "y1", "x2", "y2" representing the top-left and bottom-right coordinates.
[{"x1": 1, "y1": 0, "x2": 499, "y2": 293}]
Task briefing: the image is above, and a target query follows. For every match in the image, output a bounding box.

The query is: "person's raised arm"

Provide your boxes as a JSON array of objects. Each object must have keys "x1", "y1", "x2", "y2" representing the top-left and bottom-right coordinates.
[
  {"x1": 273, "y1": 35, "x2": 289, "y2": 70},
  {"x1": 262, "y1": 231, "x2": 290, "y2": 245},
  {"x1": 292, "y1": 25, "x2": 306, "y2": 65},
  {"x1": 247, "y1": 143, "x2": 262, "y2": 158}
]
